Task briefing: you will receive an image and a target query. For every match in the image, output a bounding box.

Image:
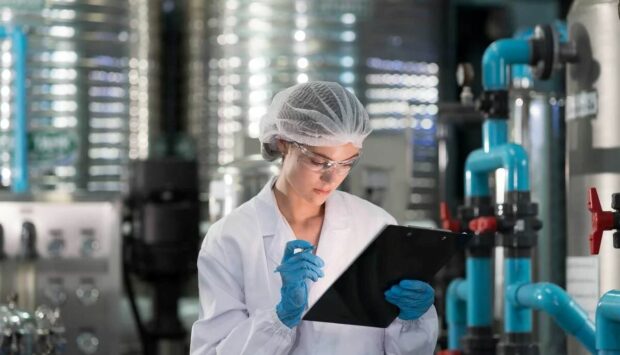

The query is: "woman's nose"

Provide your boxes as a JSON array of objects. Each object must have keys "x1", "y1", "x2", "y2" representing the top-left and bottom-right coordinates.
[{"x1": 320, "y1": 170, "x2": 333, "y2": 182}]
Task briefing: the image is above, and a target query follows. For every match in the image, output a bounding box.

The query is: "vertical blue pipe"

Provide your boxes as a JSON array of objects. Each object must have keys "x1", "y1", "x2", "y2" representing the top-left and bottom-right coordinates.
[
  {"x1": 446, "y1": 279, "x2": 468, "y2": 350},
  {"x1": 504, "y1": 258, "x2": 532, "y2": 332},
  {"x1": 11, "y1": 27, "x2": 28, "y2": 193},
  {"x1": 596, "y1": 290, "x2": 620, "y2": 352},
  {"x1": 467, "y1": 257, "x2": 492, "y2": 327},
  {"x1": 483, "y1": 120, "x2": 508, "y2": 151}
]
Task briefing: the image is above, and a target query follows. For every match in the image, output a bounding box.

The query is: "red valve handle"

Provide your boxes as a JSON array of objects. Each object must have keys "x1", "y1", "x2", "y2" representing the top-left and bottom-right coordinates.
[
  {"x1": 468, "y1": 216, "x2": 497, "y2": 234},
  {"x1": 588, "y1": 187, "x2": 615, "y2": 255},
  {"x1": 437, "y1": 351, "x2": 462, "y2": 355},
  {"x1": 440, "y1": 202, "x2": 461, "y2": 233}
]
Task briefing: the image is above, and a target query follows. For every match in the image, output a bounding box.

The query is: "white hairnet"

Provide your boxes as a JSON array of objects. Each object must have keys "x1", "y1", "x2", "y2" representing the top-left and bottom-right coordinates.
[{"x1": 259, "y1": 81, "x2": 372, "y2": 161}]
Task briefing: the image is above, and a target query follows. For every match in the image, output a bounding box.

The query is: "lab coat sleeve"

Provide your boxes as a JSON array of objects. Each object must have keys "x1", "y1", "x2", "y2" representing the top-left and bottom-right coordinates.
[
  {"x1": 190, "y1": 228, "x2": 296, "y2": 355},
  {"x1": 383, "y1": 305, "x2": 439, "y2": 355}
]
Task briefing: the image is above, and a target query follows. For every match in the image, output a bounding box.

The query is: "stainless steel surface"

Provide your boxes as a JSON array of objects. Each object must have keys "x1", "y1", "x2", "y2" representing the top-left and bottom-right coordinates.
[
  {"x1": 566, "y1": 1, "x2": 620, "y2": 354},
  {"x1": 509, "y1": 89, "x2": 566, "y2": 354},
  {"x1": 208, "y1": 155, "x2": 279, "y2": 222},
  {"x1": 128, "y1": 0, "x2": 161, "y2": 161},
  {"x1": 0, "y1": 1, "x2": 131, "y2": 193},
  {"x1": 0, "y1": 199, "x2": 123, "y2": 354}
]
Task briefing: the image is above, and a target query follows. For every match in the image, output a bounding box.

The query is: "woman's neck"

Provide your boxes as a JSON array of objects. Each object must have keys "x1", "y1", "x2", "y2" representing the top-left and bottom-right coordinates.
[{"x1": 273, "y1": 176, "x2": 324, "y2": 225}]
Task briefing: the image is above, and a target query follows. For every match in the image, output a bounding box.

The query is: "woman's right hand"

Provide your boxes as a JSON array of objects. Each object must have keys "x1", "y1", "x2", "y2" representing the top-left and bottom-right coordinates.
[{"x1": 275, "y1": 240, "x2": 324, "y2": 328}]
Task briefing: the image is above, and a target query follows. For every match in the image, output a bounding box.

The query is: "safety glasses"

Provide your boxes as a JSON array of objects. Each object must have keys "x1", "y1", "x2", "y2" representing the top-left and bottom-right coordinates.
[{"x1": 290, "y1": 141, "x2": 360, "y2": 176}]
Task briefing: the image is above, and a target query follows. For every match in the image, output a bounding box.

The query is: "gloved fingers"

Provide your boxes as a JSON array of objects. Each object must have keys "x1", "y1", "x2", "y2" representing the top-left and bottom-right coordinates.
[
  {"x1": 385, "y1": 287, "x2": 434, "y2": 301},
  {"x1": 282, "y1": 240, "x2": 314, "y2": 261},
  {"x1": 385, "y1": 294, "x2": 434, "y2": 308},
  {"x1": 278, "y1": 264, "x2": 324, "y2": 281},
  {"x1": 275, "y1": 259, "x2": 324, "y2": 275},
  {"x1": 385, "y1": 292, "x2": 434, "y2": 309},
  {"x1": 398, "y1": 280, "x2": 433, "y2": 293},
  {"x1": 280, "y1": 250, "x2": 324, "y2": 268}
]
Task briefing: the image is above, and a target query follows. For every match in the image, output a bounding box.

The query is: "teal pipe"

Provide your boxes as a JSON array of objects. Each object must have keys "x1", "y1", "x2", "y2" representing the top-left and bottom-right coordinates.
[
  {"x1": 465, "y1": 141, "x2": 529, "y2": 197},
  {"x1": 507, "y1": 282, "x2": 596, "y2": 354},
  {"x1": 467, "y1": 257, "x2": 492, "y2": 327},
  {"x1": 12, "y1": 27, "x2": 29, "y2": 193},
  {"x1": 483, "y1": 119, "x2": 508, "y2": 151},
  {"x1": 446, "y1": 278, "x2": 467, "y2": 350},
  {"x1": 0, "y1": 26, "x2": 28, "y2": 193},
  {"x1": 596, "y1": 290, "x2": 620, "y2": 352},
  {"x1": 482, "y1": 39, "x2": 531, "y2": 90},
  {"x1": 504, "y1": 258, "x2": 532, "y2": 333}
]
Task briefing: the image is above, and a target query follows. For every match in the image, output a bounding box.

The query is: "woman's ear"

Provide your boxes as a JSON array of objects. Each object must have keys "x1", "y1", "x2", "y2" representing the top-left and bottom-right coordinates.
[{"x1": 276, "y1": 139, "x2": 288, "y2": 156}]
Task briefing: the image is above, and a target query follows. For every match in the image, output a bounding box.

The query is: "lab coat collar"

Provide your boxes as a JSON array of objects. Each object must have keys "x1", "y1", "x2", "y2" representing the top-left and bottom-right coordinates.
[{"x1": 254, "y1": 176, "x2": 350, "y2": 265}]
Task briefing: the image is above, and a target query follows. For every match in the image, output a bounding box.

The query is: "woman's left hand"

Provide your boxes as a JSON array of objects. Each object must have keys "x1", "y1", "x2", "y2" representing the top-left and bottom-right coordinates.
[{"x1": 384, "y1": 280, "x2": 435, "y2": 321}]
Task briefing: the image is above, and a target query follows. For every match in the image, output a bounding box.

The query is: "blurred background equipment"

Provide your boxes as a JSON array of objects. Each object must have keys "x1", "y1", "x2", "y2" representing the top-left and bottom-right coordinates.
[
  {"x1": 0, "y1": 294, "x2": 66, "y2": 355},
  {"x1": 122, "y1": 159, "x2": 200, "y2": 355},
  {"x1": 1, "y1": 0, "x2": 620, "y2": 354},
  {"x1": 0, "y1": 0, "x2": 132, "y2": 193},
  {"x1": 0, "y1": 199, "x2": 122, "y2": 354}
]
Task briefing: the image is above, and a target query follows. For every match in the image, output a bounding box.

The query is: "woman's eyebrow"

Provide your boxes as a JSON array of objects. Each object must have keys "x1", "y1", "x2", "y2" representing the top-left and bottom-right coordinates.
[{"x1": 310, "y1": 149, "x2": 359, "y2": 161}]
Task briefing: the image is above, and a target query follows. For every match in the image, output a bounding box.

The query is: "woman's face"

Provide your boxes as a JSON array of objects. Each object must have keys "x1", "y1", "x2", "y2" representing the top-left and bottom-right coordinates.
[{"x1": 278, "y1": 140, "x2": 360, "y2": 206}]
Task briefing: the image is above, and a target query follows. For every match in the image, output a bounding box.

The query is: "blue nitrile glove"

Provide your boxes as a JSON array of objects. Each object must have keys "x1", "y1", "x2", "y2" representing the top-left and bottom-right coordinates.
[
  {"x1": 384, "y1": 280, "x2": 435, "y2": 320},
  {"x1": 275, "y1": 240, "x2": 325, "y2": 328}
]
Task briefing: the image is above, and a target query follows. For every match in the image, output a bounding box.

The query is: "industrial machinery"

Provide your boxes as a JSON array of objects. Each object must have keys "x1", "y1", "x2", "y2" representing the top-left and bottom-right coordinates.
[
  {"x1": 0, "y1": 295, "x2": 66, "y2": 354},
  {"x1": 0, "y1": 198, "x2": 123, "y2": 354},
  {"x1": 208, "y1": 155, "x2": 279, "y2": 224},
  {"x1": 123, "y1": 158, "x2": 200, "y2": 355},
  {"x1": 564, "y1": 1, "x2": 620, "y2": 353}
]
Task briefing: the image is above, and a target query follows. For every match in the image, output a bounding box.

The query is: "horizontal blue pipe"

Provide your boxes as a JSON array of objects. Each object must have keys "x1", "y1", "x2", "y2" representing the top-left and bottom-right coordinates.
[
  {"x1": 446, "y1": 278, "x2": 467, "y2": 350},
  {"x1": 504, "y1": 258, "x2": 532, "y2": 333},
  {"x1": 465, "y1": 142, "x2": 530, "y2": 197},
  {"x1": 507, "y1": 282, "x2": 596, "y2": 354},
  {"x1": 12, "y1": 27, "x2": 28, "y2": 193},
  {"x1": 599, "y1": 352, "x2": 620, "y2": 355},
  {"x1": 482, "y1": 39, "x2": 531, "y2": 90},
  {"x1": 467, "y1": 257, "x2": 492, "y2": 327},
  {"x1": 596, "y1": 290, "x2": 620, "y2": 351}
]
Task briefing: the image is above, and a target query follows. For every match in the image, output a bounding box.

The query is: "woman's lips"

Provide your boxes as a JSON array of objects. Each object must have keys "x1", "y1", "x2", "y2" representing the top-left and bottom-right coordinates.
[{"x1": 313, "y1": 188, "x2": 330, "y2": 195}]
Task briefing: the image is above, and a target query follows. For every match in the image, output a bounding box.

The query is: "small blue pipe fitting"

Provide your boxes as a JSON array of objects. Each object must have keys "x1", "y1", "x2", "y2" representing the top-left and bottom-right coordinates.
[
  {"x1": 446, "y1": 278, "x2": 468, "y2": 350},
  {"x1": 465, "y1": 140, "x2": 529, "y2": 197},
  {"x1": 507, "y1": 282, "x2": 596, "y2": 354},
  {"x1": 596, "y1": 290, "x2": 620, "y2": 353},
  {"x1": 482, "y1": 39, "x2": 531, "y2": 90},
  {"x1": 504, "y1": 258, "x2": 532, "y2": 333}
]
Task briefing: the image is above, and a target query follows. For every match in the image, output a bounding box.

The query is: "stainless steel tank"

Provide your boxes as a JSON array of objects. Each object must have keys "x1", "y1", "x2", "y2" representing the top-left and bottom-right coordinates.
[
  {"x1": 566, "y1": 1, "x2": 620, "y2": 354},
  {"x1": 128, "y1": 0, "x2": 161, "y2": 161},
  {"x1": 509, "y1": 88, "x2": 567, "y2": 355},
  {"x1": 0, "y1": 1, "x2": 132, "y2": 193},
  {"x1": 208, "y1": 155, "x2": 279, "y2": 223}
]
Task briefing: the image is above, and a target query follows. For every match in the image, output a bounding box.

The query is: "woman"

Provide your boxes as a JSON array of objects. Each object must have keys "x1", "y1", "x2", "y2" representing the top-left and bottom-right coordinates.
[{"x1": 190, "y1": 81, "x2": 438, "y2": 354}]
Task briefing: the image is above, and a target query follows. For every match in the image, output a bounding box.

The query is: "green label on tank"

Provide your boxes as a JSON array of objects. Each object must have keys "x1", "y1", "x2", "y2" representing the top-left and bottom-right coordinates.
[
  {"x1": 0, "y1": 0, "x2": 44, "y2": 11},
  {"x1": 29, "y1": 131, "x2": 78, "y2": 161}
]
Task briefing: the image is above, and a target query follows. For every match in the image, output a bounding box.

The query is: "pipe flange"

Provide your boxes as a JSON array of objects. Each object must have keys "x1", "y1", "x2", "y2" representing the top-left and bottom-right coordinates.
[
  {"x1": 496, "y1": 231, "x2": 538, "y2": 250},
  {"x1": 476, "y1": 90, "x2": 509, "y2": 118},
  {"x1": 530, "y1": 24, "x2": 555, "y2": 80}
]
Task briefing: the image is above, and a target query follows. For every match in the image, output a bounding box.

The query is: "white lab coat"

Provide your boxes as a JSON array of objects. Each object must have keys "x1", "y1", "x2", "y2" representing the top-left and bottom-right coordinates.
[{"x1": 190, "y1": 178, "x2": 438, "y2": 355}]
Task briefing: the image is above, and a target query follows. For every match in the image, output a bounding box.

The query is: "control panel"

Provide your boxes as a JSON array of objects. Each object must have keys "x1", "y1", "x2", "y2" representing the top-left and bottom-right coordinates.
[{"x1": 0, "y1": 199, "x2": 122, "y2": 354}]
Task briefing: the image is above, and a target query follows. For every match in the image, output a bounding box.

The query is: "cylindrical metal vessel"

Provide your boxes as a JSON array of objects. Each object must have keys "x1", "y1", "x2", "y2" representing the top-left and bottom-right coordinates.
[
  {"x1": 509, "y1": 88, "x2": 567, "y2": 355},
  {"x1": 566, "y1": 1, "x2": 620, "y2": 354},
  {"x1": 0, "y1": 1, "x2": 132, "y2": 193},
  {"x1": 208, "y1": 155, "x2": 279, "y2": 224}
]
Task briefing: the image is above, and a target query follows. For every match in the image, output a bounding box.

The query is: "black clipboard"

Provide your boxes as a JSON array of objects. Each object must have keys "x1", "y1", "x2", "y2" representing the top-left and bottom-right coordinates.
[{"x1": 302, "y1": 224, "x2": 472, "y2": 328}]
